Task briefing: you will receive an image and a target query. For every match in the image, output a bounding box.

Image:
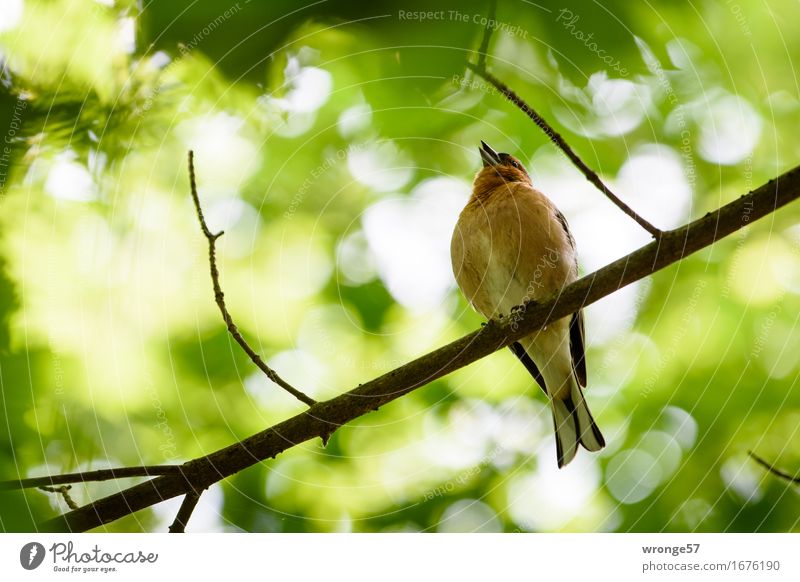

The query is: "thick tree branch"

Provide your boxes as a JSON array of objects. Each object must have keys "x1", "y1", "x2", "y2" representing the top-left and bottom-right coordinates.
[
  {"x1": 168, "y1": 491, "x2": 202, "y2": 533},
  {"x1": 0, "y1": 465, "x2": 182, "y2": 490},
  {"x1": 749, "y1": 450, "x2": 800, "y2": 484},
  {"x1": 188, "y1": 151, "x2": 316, "y2": 407},
  {"x1": 37, "y1": 164, "x2": 800, "y2": 532}
]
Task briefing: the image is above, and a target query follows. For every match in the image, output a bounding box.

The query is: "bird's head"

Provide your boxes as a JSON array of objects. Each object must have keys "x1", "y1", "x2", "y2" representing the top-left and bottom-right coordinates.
[{"x1": 475, "y1": 141, "x2": 532, "y2": 191}]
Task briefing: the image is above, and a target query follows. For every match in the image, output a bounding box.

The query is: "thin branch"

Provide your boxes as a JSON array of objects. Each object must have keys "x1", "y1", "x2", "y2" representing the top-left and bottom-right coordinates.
[
  {"x1": 39, "y1": 485, "x2": 79, "y2": 510},
  {"x1": 38, "y1": 164, "x2": 800, "y2": 532},
  {"x1": 188, "y1": 151, "x2": 316, "y2": 407},
  {"x1": 168, "y1": 491, "x2": 202, "y2": 533},
  {"x1": 0, "y1": 465, "x2": 182, "y2": 490},
  {"x1": 475, "y1": 0, "x2": 497, "y2": 71},
  {"x1": 748, "y1": 450, "x2": 800, "y2": 484},
  {"x1": 466, "y1": 68, "x2": 663, "y2": 238}
]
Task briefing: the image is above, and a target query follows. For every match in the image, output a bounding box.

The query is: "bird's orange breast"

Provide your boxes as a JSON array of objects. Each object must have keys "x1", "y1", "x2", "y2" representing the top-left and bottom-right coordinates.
[{"x1": 450, "y1": 182, "x2": 576, "y2": 319}]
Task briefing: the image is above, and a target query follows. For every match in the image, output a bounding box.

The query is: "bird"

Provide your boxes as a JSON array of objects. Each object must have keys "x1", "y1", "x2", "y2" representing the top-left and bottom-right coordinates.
[{"x1": 450, "y1": 140, "x2": 605, "y2": 468}]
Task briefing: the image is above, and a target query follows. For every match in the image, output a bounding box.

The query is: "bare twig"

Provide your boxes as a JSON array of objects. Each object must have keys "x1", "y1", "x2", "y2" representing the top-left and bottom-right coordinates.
[
  {"x1": 38, "y1": 164, "x2": 800, "y2": 532},
  {"x1": 39, "y1": 485, "x2": 79, "y2": 510},
  {"x1": 475, "y1": 0, "x2": 497, "y2": 71},
  {"x1": 748, "y1": 450, "x2": 800, "y2": 484},
  {"x1": 188, "y1": 151, "x2": 316, "y2": 407},
  {"x1": 0, "y1": 465, "x2": 182, "y2": 490},
  {"x1": 467, "y1": 5, "x2": 662, "y2": 238},
  {"x1": 168, "y1": 491, "x2": 202, "y2": 533}
]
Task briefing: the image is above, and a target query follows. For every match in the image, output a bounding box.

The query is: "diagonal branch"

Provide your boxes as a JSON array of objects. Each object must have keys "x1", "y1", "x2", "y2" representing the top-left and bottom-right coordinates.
[
  {"x1": 0, "y1": 465, "x2": 182, "y2": 490},
  {"x1": 188, "y1": 151, "x2": 316, "y2": 407},
  {"x1": 168, "y1": 491, "x2": 202, "y2": 533},
  {"x1": 467, "y1": 3, "x2": 662, "y2": 238},
  {"x1": 748, "y1": 450, "x2": 800, "y2": 484},
  {"x1": 36, "y1": 163, "x2": 800, "y2": 532}
]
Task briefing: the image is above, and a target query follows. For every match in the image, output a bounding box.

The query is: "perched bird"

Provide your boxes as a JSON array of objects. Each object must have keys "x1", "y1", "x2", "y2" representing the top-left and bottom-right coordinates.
[{"x1": 450, "y1": 141, "x2": 605, "y2": 467}]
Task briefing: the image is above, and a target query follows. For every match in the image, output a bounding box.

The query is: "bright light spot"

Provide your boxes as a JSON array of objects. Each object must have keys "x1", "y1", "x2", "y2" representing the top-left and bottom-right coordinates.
[
  {"x1": 508, "y1": 451, "x2": 600, "y2": 530},
  {"x1": 116, "y1": 17, "x2": 136, "y2": 54},
  {"x1": 271, "y1": 110, "x2": 317, "y2": 138},
  {"x1": 489, "y1": 399, "x2": 547, "y2": 462},
  {"x1": 698, "y1": 94, "x2": 762, "y2": 165},
  {"x1": 273, "y1": 238, "x2": 333, "y2": 299},
  {"x1": 152, "y1": 486, "x2": 224, "y2": 532},
  {"x1": 757, "y1": 319, "x2": 800, "y2": 379},
  {"x1": 666, "y1": 37, "x2": 702, "y2": 70},
  {"x1": 423, "y1": 401, "x2": 496, "y2": 470},
  {"x1": 554, "y1": 72, "x2": 652, "y2": 138},
  {"x1": 45, "y1": 153, "x2": 97, "y2": 202},
  {"x1": 721, "y1": 454, "x2": 763, "y2": 504},
  {"x1": 336, "y1": 230, "x2": 378, "y2": 286},
  {"x1": 177, "y1": 113, "x2": 259, "y2": 187},
  {"x1": 605, "y1": 449, "x2": 662, "y2": 504},
  {"x1": 0, "y1": 0, "x2": 23, "y2": 32},
  {"x1": 362, "y1": 177, "x2": 469, "y2": 311},
  {"x1": 204, "y1": 198, "x2": 261, "y2": 259},
  {"x1": 660, "y1": 406, "x2": 698, "y2": 450},
  {"x1": 437, "y1": 499, "x2": 502, "y2": 532},
  {"x1": 348, "y1": 140, "x2": 414, "y2": 192},
  {"x1": 585, "y1": 281, "x2": 649, "y2": 345},
  {"x1": 617, "y1": 145, "x2": 692, "y2": 229},
  {"x1": 338, "y1": 103, "x2": 372, "y2": 138},
  {"x1": 637, "y1": 431, "x2": 682, "y2": 482},
  {"x1": 265, "y1": 350, "x2": 329, "y2": 399},
  {"x1": 676, "y1": 498, "x2": 713, "y2": 529},
  {"x1": 275, "y1": 57, "x2": 332, "y2": 114},
  {"x1": 149, "y1": 50, "x2": 171, "y2": 70},
  {"x1": 728, "y1": 236, "x2": 792, "y2": 306}
]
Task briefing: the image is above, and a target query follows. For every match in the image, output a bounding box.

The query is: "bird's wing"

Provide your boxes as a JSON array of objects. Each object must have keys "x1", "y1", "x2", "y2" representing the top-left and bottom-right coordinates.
[
  {"x1": 569, "y1": 311, "x2": 587, "y2": 387},
  {"x1": 509, "y1": 342, "x2": 548, "y2": 395}
]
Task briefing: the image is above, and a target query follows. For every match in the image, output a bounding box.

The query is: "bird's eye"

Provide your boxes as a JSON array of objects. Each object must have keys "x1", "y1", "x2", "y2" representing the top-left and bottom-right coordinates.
[{"x1": 510, "y1": 160, "x2": 520, "y2": 169}]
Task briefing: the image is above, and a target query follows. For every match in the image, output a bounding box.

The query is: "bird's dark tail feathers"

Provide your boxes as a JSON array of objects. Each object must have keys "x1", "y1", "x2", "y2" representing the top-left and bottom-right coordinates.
[{"x1": 551, "y1": 382, "x2": 605, "y2": 468}]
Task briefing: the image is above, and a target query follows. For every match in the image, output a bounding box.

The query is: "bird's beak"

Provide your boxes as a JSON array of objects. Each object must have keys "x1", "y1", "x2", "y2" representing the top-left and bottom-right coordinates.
[{"x1": 479, "y1": 140, "x2": 501, "y2": 167}]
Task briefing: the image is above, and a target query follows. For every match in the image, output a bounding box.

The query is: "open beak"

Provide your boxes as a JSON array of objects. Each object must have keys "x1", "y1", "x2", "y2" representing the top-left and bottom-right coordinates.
[{"x1": 479, "y1": 140, "x2": 501, "y2": 167}]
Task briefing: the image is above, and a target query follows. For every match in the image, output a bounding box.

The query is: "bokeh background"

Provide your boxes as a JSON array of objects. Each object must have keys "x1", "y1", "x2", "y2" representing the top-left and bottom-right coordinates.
[{"x1": 1, "y1": 0, "x2": 799, "y2": 532}]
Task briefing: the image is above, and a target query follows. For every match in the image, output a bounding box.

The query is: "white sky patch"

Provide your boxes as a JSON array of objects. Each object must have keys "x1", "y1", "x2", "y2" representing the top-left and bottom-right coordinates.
[
  {"x1": 616, "y1": 144, "x2": 692, "y2": 229},
  {"x1": 362, "y1": 176, "x2": 470, "y2": 311},
  {"x1": 204, "y1": 198, "x2": 261, "y2": 259},
  {"x1": 152, "y1": 485, "x2": 225, "y2": 532},
  {"x1": 605, "y1": 448, "x2": 662, "y2": 504},
  {"x1": 338, "y1": 103, "x2": 372, "y2": 138},
  {"x1": 423, "y1": 401, "x2": 496, "y2": 470},
  {"x1": 45, "y1": 153, "x2": 97, "y2": 202},
  {"x1": 508, "y1": 451, "x2": 601, "y2": 531},
  {"x1": 348, "y1": 140, "x2": 415, "y2": 192},
  {"x1": 274, "y1": 56, "x2": 332, "y2": 114},
  {"x1": 721, "y1": 454, "x2": 764, "y2": 504},
  {"x1": 698, "y1": 94, "x2": 762, "y2": 165},
  {"x1": 336, "y1": 230, "x2": 378, "y2": 286},
  {"x1": 116, "y1": 16, "x2": 136, "y2": 54},
  {"x1": 0, "y1": 0, "x2": 23, "y2": 32},
  {"x1": 148, "y1": 50, "x2": 172, "y2": 70},
  {"x1": 177, "y1": 113, "x2": 259, "y2": 187},
  {"x1": 265, "y1": 350, "x2": 329, "y2": 400},
  {"x1": 554, "y1": 72, "x2": 652, "y2": 138}
]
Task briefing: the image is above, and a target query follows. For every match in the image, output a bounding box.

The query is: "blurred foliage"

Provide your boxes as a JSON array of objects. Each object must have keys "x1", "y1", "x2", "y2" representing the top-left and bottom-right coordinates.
[{"x1": 1, "y1": 0, "x2": 800, "y2": 532}]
